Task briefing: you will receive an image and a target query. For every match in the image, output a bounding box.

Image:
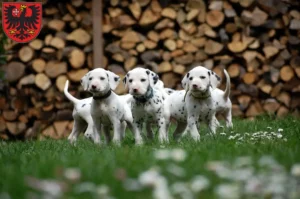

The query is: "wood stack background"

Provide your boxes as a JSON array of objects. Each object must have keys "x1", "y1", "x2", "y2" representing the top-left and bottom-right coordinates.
[{"x1": 0, "y1": 0, "x2": 300, "y2": 140}]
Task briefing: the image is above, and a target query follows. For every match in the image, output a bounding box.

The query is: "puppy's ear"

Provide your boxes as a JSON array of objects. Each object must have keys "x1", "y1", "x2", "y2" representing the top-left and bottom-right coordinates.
[
  {"x1": 147, "y1": 69, "x2": 159, "y2": 87},
  {"x1": 80, "y1": 72, "x2": 90, "y2": 91},
  {"x1": 106, "y1": 70, "x2": 120, "y2": 90},
  {"x1": 181, "y1": 72, "x2": 190, "y2": 91},
  {"x1": 123, "y1": 74, "x2": 128, "y2": 89},
  {"x1": 209, "y1": 70, "x2": 221, "y2": 89}
]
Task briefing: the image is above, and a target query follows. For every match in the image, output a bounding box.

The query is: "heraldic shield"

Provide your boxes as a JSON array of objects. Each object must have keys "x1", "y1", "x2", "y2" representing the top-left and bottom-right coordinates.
[{"x1": 2, "y1": 2, "x2": 42, "y2": 43}]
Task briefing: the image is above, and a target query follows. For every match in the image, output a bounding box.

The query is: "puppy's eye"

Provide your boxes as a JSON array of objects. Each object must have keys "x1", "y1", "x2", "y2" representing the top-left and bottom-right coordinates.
[
  {"x1": 200, "y1": 76, "x2": 206, "y2": 79},
  {"x1": 141, "y1": 78, "x2": 146, "y2": 82},
  {"x1": 89, "y1": 77, "x2": 93, "y2": 81},
  {"x1": 189, "y1": 77, "x2": 193, "y2": 81},
  {"x1": 129, "y1": 79, "x2": 133, "y2": 83},
  {"x1": 100, "y1": 77, "x2": 105, "y2": 80}
]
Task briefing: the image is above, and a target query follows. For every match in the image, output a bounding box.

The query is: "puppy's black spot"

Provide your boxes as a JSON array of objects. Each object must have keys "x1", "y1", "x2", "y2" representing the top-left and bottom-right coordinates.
[
  {"x1": 146, "y1": 70, "x2": 150, "y2": 75},
  {"x1": 194, "y1": 105, "x2": 196, "y2": 108},
  {"x1": 123, "y1": 77, "x2": 127, "y2": 84},
  {"x1": 187, "y1": 73, "x2": 190, "y2": 78},
  {"x1": 82, "y1": 104, "x2": 86, "y2": 107},
  {"x1": 114, "y1": 77, "x2": 119, "y2": 82},
  {"x1": 208, "y1": 71, "x2": 211, "y2": 76}
]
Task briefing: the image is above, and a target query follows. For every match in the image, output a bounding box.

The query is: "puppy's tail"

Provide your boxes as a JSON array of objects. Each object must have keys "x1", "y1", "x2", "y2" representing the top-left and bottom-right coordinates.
[
  {"x1": 64, "y1": 80, "x2": 80, "y2": 104},
  {"x1": 223, "y1": 69, "x2": 231, "y2": 100}
]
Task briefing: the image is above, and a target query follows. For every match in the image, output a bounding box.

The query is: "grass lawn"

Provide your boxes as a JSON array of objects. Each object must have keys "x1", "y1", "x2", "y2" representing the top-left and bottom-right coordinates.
[{"x1": 0, "y1": 116, "x2": 300, "y2": 199}]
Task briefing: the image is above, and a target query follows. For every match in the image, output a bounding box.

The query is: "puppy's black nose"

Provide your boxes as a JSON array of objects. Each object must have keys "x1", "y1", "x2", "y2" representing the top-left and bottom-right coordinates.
[
  {"x1": 92, "y1": 85, "x2": 96, "y2": 89},
  {"x1": 133, "y1": 88, "x2": 138, "y2": 93},
  {"x1": 192, "y1": 84, "x2": 198, "y2": 88}
]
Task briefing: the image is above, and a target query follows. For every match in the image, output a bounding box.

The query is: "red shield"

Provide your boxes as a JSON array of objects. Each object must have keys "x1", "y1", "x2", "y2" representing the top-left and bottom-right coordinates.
[{"x1": 2, "y1": 2, "x2": 42, "y2": 43}]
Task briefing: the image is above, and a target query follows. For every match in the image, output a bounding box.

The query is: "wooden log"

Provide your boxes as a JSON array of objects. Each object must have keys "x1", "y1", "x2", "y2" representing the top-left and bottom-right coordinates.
[
  {"x1": 6, "y1": 122, "x2": 26, "y2": 136},
  {"x1": 32, "y1": 58, "x2": 46, "y2": 73},
  {"x1": 121, "y1": 31, "x2": 142, "y2": 43},
  {"x1": 194, "y1": 50, "x2": 208, "y2": 61},
  {"x1": 246, "y1": 101, "x2": 264, "y2": 117},
  {"x1": 186, "y1": 9, "x2": 200, "y2": 21},
  {"x1": 160, "y1": 29, "x2": 176, "y2": 40},
  {"x1": 204, "y1": 40, "x2": 223, "y2": 55},
  {"x1": 243, "y1": 72, "x2": 257, "y2": 84},
  {"x1": 45, "y1": 61, "x2": 67, "y2": 78},
  {"x1": 206, "y1": 10, "x2": 224, "y2": 27},
  {"x1": 19, "y1": 46, "x2": 34, "y2": 62},
  {"x1": 67, "y1": 69, "x2": 89, "y2": 82},
  {"x1": 164, "y1": 39, "x2": 176, "y2": 51},
  {"x1": 48, "y1": 19, "x2": 65, "y2": 31},
  {"x1": 161, "y1": 72, "x2": 179, "y2": 88},
  {"x1": 191, "y1": 37, "x2": 206, "y2": 48},
  {"x1": 139, "y1": 8, "x2": 160, "y2": 25},
  {"x1": 290, "y1": 19, "x2": 300, "y2": 30},
  {"x1": 150, "y1": 0, "x2": 162, "y2": 13},
  {"x1": 129, "y1": 1, "x2": 141, "y2": 19},
  {"x1": 183, "y1": 42, "x2": 198, "y2": 53},
  {"x1": 157, "y1": 61, "x2": 172, "y2": 73},
  {"x1": 121, "y1": 42, "x2": 136, "y2": 50},
  {"x1": 280, "y1": 66, "x2": 295, "y2": 82},
  {"x1": 238, "y1": 95, "x2": 251, "y2": 110},
  {"x1": 125, "y1": 57, "x2": 137, "y2": 71},
  {"x1": 53, "y1": 121, "x2": 69, "y2": 138},
  {"x1": 56, "y1": 75, "x2": 68, "y2": 93},
  {"x1": 176, "y1": 9, "x2": 186, "y2": 24},
  {"x1": 277, "y1": 106, "x2": 289, "y2": 117},
  {"x1": 50, "y1": 37, "x2": 66, "y2": 49},
  {"x1": 136, "y1": 43, "x2": 146, "y2": 52},
  {"x1": 263, "y1": 99, "x2": 280, "y2": 114},
  {"x1": 162, "y1": 52, "x2": 171, "y2": 61},
  {"x1": 155, "y1": 18, "x2": 174, "y2": 30},
  {"x1": 69, "y1": 48, "x2": 85, "y2": 68},
  {"x1": 0, "y1": 116, "x2": 6, "y2": 133},
  {"x1": 173, "y1": 64, "x2": 186, "y2": 75},
  {"x1": 263, "y1": 45, "x2": 279, "y2": 59},
  {"x1": 17, "y1": 74, "x2": 35, "y2": 89},
  {"x1": 239, "y1": 0, "x2": 254, "y2": 7},
  {"x1": 231, "y1": 104, "x2": 244, "y2": 117},
  {"x1": 277, "y1": 91, "x2": 291, "y2": 107},
  {"x1": 3, "y1": 62, "x2": 25, "y2": 82},
  {"x1": 42, "y1": 126, "x2": 58, "y2": 139},
  {"x1": 171, "y1": 49, "x2": 185, "y2": 58},
  {"x1": 3, "y1": 110, "x2": 17, "y2": 121},
  {"x1": 228, "y1": 41, "x2": 247, "y2": 53},
  {"x1": 228, "y1": 63, "x2": 241, "y2": 78},
  {"x1": 161, "y1": 7, "x2": 176, "y2": 19},
  {"x1": 35, "y1": 73, "x2": 51, "y2": 91},
  {"x1": 251, "y1": 7, "x2": 268, "y2": 26},
  {"x1": 67, "y1": 28, "x2": 91, "y2": 45},
  {"x1": 144, "y1": 40, "x2": 157, "y2": 49},
  {"x1": 147, "y1": 31, "x2": 160, "y2": 42},
  {"x1": 29, "y1": 39, "x2": 44, "y2": 50},
  {"x1": 174, "y1": 53, "x2": 194, "y2": 65}
]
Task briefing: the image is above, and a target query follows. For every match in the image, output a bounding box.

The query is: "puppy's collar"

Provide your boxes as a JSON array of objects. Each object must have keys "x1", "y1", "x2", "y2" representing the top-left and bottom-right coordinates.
[
  {"x1": 93, "y1": 90, "x2": 112, "y2": 100},
  {"x1": 133, "y1": 86, "x2": 154, "y2": 103},
  {"x1": 191, "y1": 92, "x2": 211, "y2": 99}
]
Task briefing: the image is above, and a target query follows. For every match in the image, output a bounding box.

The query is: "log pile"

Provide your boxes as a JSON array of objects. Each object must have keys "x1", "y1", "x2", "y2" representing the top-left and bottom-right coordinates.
[
  {"x1": 1, "y1": 0, "x2": 300, "y2": 140},
  {"x1": 102, "y1": 0, "x2": 300, "y2": 119},
  {"x1": 0, "y1": 0, "x2": 94, "y2": 140}
]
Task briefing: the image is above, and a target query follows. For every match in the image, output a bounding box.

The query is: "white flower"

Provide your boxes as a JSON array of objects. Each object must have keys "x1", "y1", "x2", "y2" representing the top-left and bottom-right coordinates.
[
  {"x1": 234, "y1": 156, "x2": 252, "y2": 168},
  {"x1": 154, "y1": 149, "x2": 170, "y2": 160},
  {"x1": 96, "y1": 184, "x2": 110, "y2": 196},
  {"x1": 220, "y1": 132, "x2": 226, "y2": 136},
  {"x1": 139, "y1": 169, "x2": 160, "y2": 186},
  {"x1": 259, "y1": 156, "x2": 277, "y2": 167},
  {"x1": 228, "y1": 135, "x2": 236, "y2": 140},
  {"x1": 123, "y1": 178, "x2": 142, "y2": 191},
  {"x1": 278, "y1": 128, "x2": 283, "y2": 132},
  {"x1": 64, "y1": 168, "x2": 81, "y2": 182},
  {"x1": 245, "y1": 177, "x2": 263, "y2": 194},
  {"x1": 171, "y1": 182, "x2": 193, "y2": 199},
  {"x1": 277, "y1": 133, "x2": 283, "y2": 139},
  {"x1": 171, "y1": 148, "x2": 187, "y2": 162},
  {"x1": 291, "y1": 164, "x2": 300, "y2": 177},
  {"x1": 75, "y1": 182, "x2": 96, "y2": 193},
  {"x1": 166, "y1": 164, "x2": 185, "y2": 177},
  {"x1": 215, "y1": 183, "x2": 241, "y2": 199},
  {"x1": 190, "y1": 175, "x2": 210, "y2": 193},
  {"x1": 267, "y1": 127, "x2": 272, "y2": 130}
]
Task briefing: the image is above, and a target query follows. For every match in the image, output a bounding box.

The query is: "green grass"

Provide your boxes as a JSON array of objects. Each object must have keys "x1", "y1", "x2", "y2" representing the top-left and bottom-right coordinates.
[{"x1": 0, "y1": 116, "x2": 300, "y2": 199}]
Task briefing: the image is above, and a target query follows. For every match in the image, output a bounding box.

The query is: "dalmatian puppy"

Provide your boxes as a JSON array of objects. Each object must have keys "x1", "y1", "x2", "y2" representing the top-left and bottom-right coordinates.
[
  {"x1": 211, "y1": 69, "x2": 232, "y2": 128},
  {"x1": 64, "y1": 80, "x2": 100, "y2": 144},
  {"x1": 165, "y1": 66, "x2": 230, "y2": 141},
  {"x1": 123, "y1": 68, "x2": 168, "y2": 144},
  {"x1": 81, "y1": 68, "x2": 133, "y2": 144},
  {"x1": 181, "y1": 66, "x2": 225, "y2": 140}
]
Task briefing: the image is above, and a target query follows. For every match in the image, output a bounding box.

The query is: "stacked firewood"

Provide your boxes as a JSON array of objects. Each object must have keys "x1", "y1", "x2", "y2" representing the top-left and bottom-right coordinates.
[
  {"x1": 0, "y1": 0, "x2": 300, "y2": 140},
  {"x1": 102, "y1": 0, "x2": 300, "y2": 119},
  {"x1": 0, "y1": 0, "x2": 94, "y2": 140}
]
